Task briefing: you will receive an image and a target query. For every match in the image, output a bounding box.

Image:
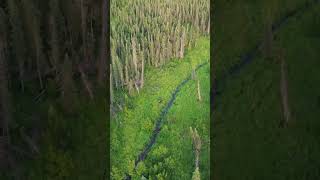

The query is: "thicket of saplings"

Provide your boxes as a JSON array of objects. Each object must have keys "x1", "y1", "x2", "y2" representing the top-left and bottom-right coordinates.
[{"x1": 0, "y1": 0, "x2": 107, "y2": 178}]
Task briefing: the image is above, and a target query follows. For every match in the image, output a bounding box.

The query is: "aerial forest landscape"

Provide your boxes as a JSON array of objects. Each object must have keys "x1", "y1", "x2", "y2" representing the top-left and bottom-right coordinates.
[
  {"x1": 213, "y1": 0, "x2": 320, "y2": 179},
  {"x1": 2, "y1": 0, "x2": 320, "y2": 179},
  {"x1": 110, "y1": 0, "x2": 210, "y2": 179}
]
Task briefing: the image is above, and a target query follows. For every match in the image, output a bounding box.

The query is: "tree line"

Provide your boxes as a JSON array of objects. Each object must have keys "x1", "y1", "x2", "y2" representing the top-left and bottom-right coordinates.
[{"x1": 111, "y1": 0, "x2": 210, "y2": 99}]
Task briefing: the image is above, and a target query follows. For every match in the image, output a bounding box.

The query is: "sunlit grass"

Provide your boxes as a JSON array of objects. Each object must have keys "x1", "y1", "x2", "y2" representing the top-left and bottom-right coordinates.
[{"x1": 111, "y1": 37, "x2": 210, "y2": 179}]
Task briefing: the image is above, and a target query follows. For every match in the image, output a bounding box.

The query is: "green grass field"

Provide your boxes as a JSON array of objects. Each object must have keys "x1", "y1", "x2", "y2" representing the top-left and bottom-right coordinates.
[
  {"x1": 111, "y1": 37, "x2": 210, "y2": 179},
  {"x1": 213, "y1": 1, "x2": 320, "y2": 179}
]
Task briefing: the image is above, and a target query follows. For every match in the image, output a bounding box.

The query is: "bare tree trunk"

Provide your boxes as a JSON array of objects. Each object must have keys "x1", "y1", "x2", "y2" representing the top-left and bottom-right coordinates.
[
  {"x1": 125, "y1": 58, "x2": 129, "y2": 85},
  {"x1": 132, "y1": 38, "x2": 138, "y2": 75},
  {"x1": 134, "y1": 82, "x2": 140, "y2": 94},
  {"x1": 79, "y1": 65, "x2": 94, "y2": 100},
  {"x1": 140, "y1": 58, "x2": 144, "y2": 88},
  {"x1": 279, "y1": 49, "x2": 291, "y2": 127},
  {"x1": 36, "y1": 48, "x2": 43, "y2": 89},
  {"x1": 190, "y1": 127, "x2": 201, "y2": 169},
  {"x1": 192, "y1": 68, "x2": 196, "y2": 80},
  {"x1": 179, "y1": 28, "x2": 185, "y2": 58},
  {"x1": 128, "y1": 80, "x2": 133, "y2": 96},
  {"x1": 197, "y1": 79, "x2": 202, "y2": 101},
  {"x1": 19, "y1": 128, "x2": 39, "y2": 154}
]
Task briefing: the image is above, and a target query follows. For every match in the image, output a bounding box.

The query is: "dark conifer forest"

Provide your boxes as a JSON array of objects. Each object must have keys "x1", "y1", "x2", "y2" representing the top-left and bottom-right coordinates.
[{"x1": 0, "y1": 0, "x2": 107, "y2": 179}]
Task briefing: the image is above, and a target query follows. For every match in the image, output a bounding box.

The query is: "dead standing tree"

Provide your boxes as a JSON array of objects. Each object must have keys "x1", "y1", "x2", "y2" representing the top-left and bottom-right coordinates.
[
  {"x1": 190, "y1": 127, "x2": 202, "y2": 180},
  {"x1": 197, "y1": 79, "x2": 202, "y2": 101},
  {"x1": 277, "y1": 48, "x2": 291, "y2": 127}
]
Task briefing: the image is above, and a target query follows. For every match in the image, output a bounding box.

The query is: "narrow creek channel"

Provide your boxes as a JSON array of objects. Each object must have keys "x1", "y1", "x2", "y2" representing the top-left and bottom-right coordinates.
[{"x1": 125, "y1": 61, "x2": 209, "y2": 179}]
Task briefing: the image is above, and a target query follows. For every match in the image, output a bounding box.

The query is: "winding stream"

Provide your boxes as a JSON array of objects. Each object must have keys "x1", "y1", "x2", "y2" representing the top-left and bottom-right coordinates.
[{"x1": 125, "y1": 62, "x2": 208, "y2": 179}]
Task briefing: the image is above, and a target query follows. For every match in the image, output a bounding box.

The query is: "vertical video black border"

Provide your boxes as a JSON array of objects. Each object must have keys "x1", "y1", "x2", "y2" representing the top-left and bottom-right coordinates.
[{"x1": 106, "y1": 0, "x2": 111, "y2": 179}]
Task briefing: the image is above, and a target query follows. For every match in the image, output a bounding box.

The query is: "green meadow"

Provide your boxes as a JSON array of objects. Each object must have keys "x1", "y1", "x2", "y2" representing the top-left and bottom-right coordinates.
[{"x1": 111, "y1": 37, "x2": 210, "y2": 179}]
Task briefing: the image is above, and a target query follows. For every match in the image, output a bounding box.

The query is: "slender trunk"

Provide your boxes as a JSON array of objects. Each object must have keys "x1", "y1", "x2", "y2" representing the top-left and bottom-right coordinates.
[
  {"x1": 132, "y1": 38, "x2": 138, "y2": 75},
  {"x1": 134, "y1": 82, "x2": 140, "y2": 94},
  {"x1": 155, "y1": 43, "x2": 160, "y2": 67},
  {"x1": 141, "y1": 58, "x2": 144, "y2": 88},
  {"x1": 180, "y1": 28, "x2": 185, "y2": 58},
  {"x1": 128, "y1": 80, "x2": 133, "y2": 96},
  {"x1": 125, "y1": 57, "x2": 129, "y2": 85},
  {"x1": 280, "y1": 50, "x2": 290, "y2": 126},
  {"x1": 190, "y1": 127, "x2": 201, "y2": 169},
  {"x1": 197, "y1": 79, "x2": 202, "y2": 101},
  {"x1": 192, "y1": 68, "x2": 196, "y2": 80},
  {"x1": 79, "y1": 65, "x2": 94, "y2": 100},
  {"x1": 36, "y1": 45, "x2": 43, "y2": 89},
  {"x1": 20, "y1": 128, "x2": 39, "y2": 154},
  {"x1": 195, "y1": 149, "x2": 199, "y2": 168}
]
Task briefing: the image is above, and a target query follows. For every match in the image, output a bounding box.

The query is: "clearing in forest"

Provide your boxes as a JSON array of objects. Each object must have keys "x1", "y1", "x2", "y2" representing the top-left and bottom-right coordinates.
[{"x1": 111, "y1": 37, "x2": 210, "y2": 179}]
